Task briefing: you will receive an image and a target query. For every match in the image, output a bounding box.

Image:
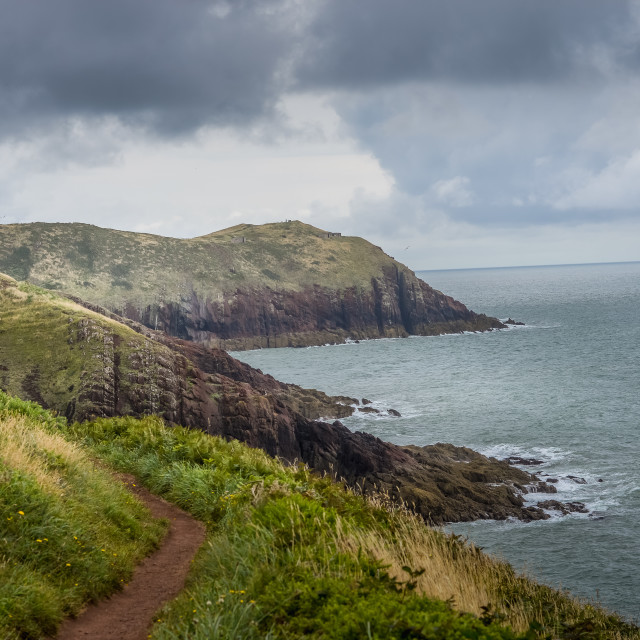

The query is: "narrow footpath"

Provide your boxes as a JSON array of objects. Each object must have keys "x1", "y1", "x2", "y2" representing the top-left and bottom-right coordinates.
[{"x1": 56, "y1": 475, "x2": 206, "y2": 640}]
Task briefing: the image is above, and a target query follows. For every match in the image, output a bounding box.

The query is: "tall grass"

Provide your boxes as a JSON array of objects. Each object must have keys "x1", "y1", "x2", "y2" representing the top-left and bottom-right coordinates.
[
  {"x1": 66, "y1": 414, "x2": 639, "y2": 640},
  {"x1": 0, "y1": 393, "x2": 166, "y2": 640}
]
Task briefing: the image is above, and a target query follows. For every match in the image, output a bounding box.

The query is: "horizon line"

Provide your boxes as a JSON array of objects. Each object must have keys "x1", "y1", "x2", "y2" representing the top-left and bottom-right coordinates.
[{"x1": 417, "y1": 260, "x2": 640, "y2": 272}]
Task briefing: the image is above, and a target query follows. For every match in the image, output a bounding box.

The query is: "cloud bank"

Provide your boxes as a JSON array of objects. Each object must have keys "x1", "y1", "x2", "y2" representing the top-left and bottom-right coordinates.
[{"x1": 2, "y1": 0, "x2": 640, "y2": 267}]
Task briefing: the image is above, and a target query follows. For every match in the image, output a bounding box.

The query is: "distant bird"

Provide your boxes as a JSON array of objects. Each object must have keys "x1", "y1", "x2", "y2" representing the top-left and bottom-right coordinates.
[{"x1": 404, "y1": 245, "x2": 410, "y2": 250}]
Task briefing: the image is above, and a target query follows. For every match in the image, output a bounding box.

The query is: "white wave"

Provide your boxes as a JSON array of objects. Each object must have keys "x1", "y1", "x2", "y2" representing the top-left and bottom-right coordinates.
[{"x1": 477, "y1": 443, "x2": 569, "y2": 466}]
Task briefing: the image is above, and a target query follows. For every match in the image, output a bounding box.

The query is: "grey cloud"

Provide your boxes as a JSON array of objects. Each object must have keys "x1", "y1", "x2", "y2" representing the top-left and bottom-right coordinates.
[
  {"x1": 296, "y1": 0, "x2": 636, "y2": 89},
  {"x1": 326, "y1": 73, "x2": 640, "y2": 228},
  {"x1": 0, "y1": 0, "x2": 295, "y2": 139}
]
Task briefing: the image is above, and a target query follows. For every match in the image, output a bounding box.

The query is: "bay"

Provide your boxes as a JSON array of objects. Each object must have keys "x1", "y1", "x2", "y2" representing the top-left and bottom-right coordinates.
[{"x1": 231, "y1": 262, "x2": 640, "y2": 621}]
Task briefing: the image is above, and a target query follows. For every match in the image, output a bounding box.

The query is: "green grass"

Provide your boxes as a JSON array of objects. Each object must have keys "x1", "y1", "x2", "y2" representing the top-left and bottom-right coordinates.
[
  {"x1": 64, "y1": 414, "x2": 638, "y2": 640},
  {"x1": 0, "y1": 392, "x2": 166, "y2": 640},
  {"x1": 0, "y1": 273, "x2": 188, "y2": 420},
  {"x1": 1, "y1": 389, "x2": 636, "y2": 638},
  {"x1": 0, "y1": 220, "x2": 410, "y2": 310}
]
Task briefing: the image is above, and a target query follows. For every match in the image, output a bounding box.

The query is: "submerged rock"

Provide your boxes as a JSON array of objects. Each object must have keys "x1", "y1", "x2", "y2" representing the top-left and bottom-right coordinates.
[{"x1": 358, "y1": 406, "x2": 380, "y2": 414}]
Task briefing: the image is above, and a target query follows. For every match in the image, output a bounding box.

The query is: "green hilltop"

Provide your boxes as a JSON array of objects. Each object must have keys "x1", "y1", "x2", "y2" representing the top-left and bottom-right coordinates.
[
  {"x1": 0, "y1": 221, "x2": 503, "y2": 349},
  {"x1": 0, "y1": 220, "x2": 404, "y2": 306}
]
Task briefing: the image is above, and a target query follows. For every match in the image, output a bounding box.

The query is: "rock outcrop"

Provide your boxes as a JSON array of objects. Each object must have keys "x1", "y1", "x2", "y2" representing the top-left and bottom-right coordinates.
[
  {"x1": 0, "y1": 273, "x2": 555, "y2": 524},
  {"x1": 0, "y1": 221, "x2": 504, "y2": 349}
]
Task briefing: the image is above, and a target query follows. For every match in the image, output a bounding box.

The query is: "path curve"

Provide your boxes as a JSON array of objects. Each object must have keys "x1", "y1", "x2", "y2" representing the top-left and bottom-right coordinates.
[{"x1": 56, "y1": 475, "x2": 206, "y2": 640}]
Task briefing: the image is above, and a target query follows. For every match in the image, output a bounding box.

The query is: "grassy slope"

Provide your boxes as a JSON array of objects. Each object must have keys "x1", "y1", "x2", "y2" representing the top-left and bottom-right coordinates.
[
  {"x1": 1, "y1": 393, "x2": 637, "y2": 638},
  {"x1": 0, "y1": 221, "x2": 422, "y2": 309},
  {"x1": 0, "y1": 393, "x2": 166, "y2": 640},
  {"x1": 66, "y1": 414, "x2": 638, "y2": 639},
  {"x1": 0, "y1": 271, "x2": 353, "y2": 422},
  {"x1": 0, "y1": 273, "x2": 176, "y2": 418}
]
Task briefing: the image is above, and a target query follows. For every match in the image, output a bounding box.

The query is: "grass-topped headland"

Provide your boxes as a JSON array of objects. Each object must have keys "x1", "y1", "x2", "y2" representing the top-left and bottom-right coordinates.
[
  {"x1": 0, "y1": 221, "x2": 503, "y2": 349},
  {"x1": 1, "y1": 392, "x2": 637, "y2": 639},
  {"x1": 0, "y1": 272, "x2": 565, "y2": 525},
  {"x1": 0, "y1": 270, "x2": 353, "y2": 423}
]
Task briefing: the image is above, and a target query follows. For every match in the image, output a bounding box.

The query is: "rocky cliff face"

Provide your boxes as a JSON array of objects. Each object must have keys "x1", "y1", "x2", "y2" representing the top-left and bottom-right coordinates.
[
  {"x1": 0, "y1": 221, "x2": 504, "y2": 349},
  {"x1": 117, "y1": 264, "x2": 501, "y2": 350},
  {"x1": 0, "y1": 273, "x2": 556, "y2": 524}
]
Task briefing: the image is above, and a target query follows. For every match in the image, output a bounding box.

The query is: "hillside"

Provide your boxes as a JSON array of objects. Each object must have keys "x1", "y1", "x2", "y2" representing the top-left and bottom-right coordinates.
[
  {"x1": 0, "y1": 273, "x2": 562, "y2": 524},
  {"x1": 0, "y1": 221, "x2": 503, "y2": 349},
  {"x1": 2, "y1": 394, "x2": 637, "y2": 639}
]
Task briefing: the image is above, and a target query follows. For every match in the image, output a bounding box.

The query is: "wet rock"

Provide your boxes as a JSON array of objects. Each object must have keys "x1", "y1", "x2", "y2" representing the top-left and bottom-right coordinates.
[
  {"x1": 358, "y1": 406, "x2": 380, "y2": 414},
  {"x1": 522, "y1": 482, "x2": 557, "y2": 494},
  {"x1": 505, "y1": 318, "x2": 525, "y2": 326},
  {"x1": 362, "y1": 398, "x2": 372, "y2": 405},
  {"x1": 387, "y1": 408, "x2": 402, "y2": 417},
  {"x1": 567, "y1": 475, "x2": 587, "y2": 484},
  {"x1": 538, "y1": 500, "x2": 588, "y2": 515},
  {"x1": 589, "y1": 511, "x2": 606, "y2": 520},
  {"x1": 546, "y1": 478, "x2": 559, "y2": 483},
  {"x1": 503, "y1": 456, "x2": 545, "y2": 466}
]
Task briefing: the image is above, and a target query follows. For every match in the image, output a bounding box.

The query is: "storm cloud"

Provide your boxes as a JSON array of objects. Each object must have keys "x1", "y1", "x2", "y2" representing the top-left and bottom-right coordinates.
[
  {"x1": 1, "y1": 0, "x2": 640, "y2": 267},
  {"x1": 296, "y1": 0, "x2": 637, "y2": 88},
  {"x1": 0, "y1": 0, "x2": 297, "y2": 138}
]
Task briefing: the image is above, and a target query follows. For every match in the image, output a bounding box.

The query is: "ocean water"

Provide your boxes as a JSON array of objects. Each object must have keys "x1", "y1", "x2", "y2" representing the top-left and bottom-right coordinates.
[{"x1": 231, "y1": 262, "x2": 640, "y2": 621}]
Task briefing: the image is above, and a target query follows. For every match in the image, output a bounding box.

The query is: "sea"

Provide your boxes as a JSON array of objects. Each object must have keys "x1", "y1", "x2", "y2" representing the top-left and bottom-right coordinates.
[{"x1": 231, "y1": 262, "x2": 640, "y2": 622}]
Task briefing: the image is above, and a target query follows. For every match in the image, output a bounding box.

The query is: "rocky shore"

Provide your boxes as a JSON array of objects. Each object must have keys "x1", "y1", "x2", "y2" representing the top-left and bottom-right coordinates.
[{"x1": 0, "y1": 273, "x2": 571, "y2": 525}]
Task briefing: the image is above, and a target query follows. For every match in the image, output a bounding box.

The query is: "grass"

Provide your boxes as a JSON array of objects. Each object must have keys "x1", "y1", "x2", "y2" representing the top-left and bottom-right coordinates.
[
  {"x1": 64, "y1": 413, "x2": 638, "y2": 639},
  {"x1": 1, "y1": 390, "x2": 636, "y2": 638},
  {"x1": 0, "y1": 273, "x2": 187, "y2": 420},
  {"x1": 0, "y1": 220, "x2": 411, "y2": 310},
  {"x1": 0, "y1": 392, "x2": 166, "y2": 640}
]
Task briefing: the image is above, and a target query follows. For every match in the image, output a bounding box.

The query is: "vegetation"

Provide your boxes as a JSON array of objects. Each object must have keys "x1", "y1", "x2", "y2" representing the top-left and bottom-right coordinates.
[
  {"x1": 68, "y1": 414, "x2": 638, "y2": 639},
  {"x1": 2, "y1": 391, "x2": 636, "y2": 638},
  {"x1": 0, "y1": 220, "x2": 415, "y2": 309},
  {"x1": 0, "y1": 392, "x2": 166, "y2": 639},
  {"x1": 0, "y1": 272, "x2": 174, "y2": 419}
]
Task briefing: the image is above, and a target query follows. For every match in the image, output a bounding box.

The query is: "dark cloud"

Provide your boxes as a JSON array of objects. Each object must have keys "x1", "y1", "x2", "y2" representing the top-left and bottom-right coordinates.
[
  {"x1": 0, "y1": 0, "x2": 295, "y2": 138},
  {"x1": 296, "y1": 0, "x2": 635, "y2": 88},
  {"x1": 2, "y1": 0, "x2": 635, "y2": 142}
]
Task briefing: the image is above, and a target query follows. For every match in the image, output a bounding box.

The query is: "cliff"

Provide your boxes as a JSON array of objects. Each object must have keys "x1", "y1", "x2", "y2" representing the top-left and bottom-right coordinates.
[
  {"x1": 0, "y1": 273, "x2": 557, "y2": 524},
  {"x1": 0, "y1": 221, "x2": 503, "y2": 349}
]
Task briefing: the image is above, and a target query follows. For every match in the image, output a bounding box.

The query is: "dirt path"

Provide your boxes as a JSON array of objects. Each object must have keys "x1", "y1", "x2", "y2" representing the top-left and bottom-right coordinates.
[{"x1": 56, "y1": 475, "x2": 206, "y2": 640}]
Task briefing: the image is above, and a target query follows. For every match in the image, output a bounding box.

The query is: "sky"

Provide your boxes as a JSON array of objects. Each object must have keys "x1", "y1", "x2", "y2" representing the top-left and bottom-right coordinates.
[{"x1": 2, "y1": 0, "x2": 640, "y2": 270}]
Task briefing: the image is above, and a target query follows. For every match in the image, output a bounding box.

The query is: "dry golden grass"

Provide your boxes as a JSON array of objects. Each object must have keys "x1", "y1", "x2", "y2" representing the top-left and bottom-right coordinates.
[
  {"x1": 331, "y1": 499, "x2": 632, "y2": 635},
  {"x1": 337, "y1": 515, "x2": 493, "y2": 616},
  {"x1": 0, "y1": 414, "x2": 83, "y2": 495}
]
